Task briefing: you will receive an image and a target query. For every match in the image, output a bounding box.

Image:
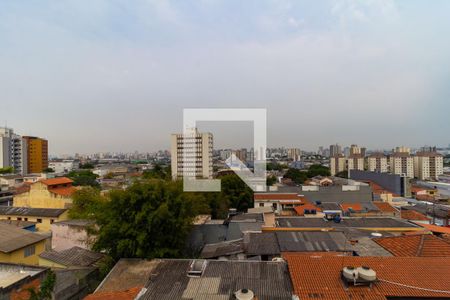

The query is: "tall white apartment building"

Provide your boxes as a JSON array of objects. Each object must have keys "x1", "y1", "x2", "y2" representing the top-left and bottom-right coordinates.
[
  {"x1": 171, "y1": 129, "x2": 213, "y2": 180},
  {"x1": 414, "y1": 151, "x2": 444, "y2": 180},
  {"x1": 368, "y1": 153, "x2": 389, "y2": 173},
  {"x1": 0, "y1": 128, "x2": 27, "y2": 174},
  {"x1": 329, "y1": 144, "x2": 342, "y2": 157},
  {"x1": 330, "y1": 155, "x2": 346, "y2": 176},
  {"x1": 350, "y1": 144, "x2": 361, "y2": 156},
  {"x1": 347, "y1": 154, "x2": 365, "y2": 172},
  {"x1": 390, "y1": 147, "x2": 414, "y2": 178},
  {"x1": 287, "y1": 148, "x2": 301, "y2": 161}
]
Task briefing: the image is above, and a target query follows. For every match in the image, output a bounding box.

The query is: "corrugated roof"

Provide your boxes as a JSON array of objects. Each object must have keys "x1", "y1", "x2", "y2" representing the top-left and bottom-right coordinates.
[
  {"x1": 374, "y1": 234, "x2": 450, "y2": 257},
  {"x1": 246, "y1": 232, "x2": 280, "y2": 256},
  {"x1": 0, "y1": 223, "x2": 47, "y2": 253},
  {"x1": 0, "y1": 206, "x2": 67, "y2": 217},
  {"x1": 283, "y1": 254, "x2": 450, "y2": 300},
  {"x1": 200, "y1": 239, "x2": 244, "y2": 259},
  {"x1": 276, "y1": 231, "x2": 347, "y2": 252},
  {"x1": 140, "y1": 260, "x2": 294, "y2": 300},
  {"x1": 276, "y1": 217, "x2": 416, "y2": 228},
  {"x1": 39, "y1": 246, "x2": 104, "y2": 267}
]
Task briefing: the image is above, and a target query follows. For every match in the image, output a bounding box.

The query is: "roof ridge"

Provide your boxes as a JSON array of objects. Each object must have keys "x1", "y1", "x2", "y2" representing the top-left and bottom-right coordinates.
[{"x1": 416, "y1": 234, "x2": 426, "y2": 256}]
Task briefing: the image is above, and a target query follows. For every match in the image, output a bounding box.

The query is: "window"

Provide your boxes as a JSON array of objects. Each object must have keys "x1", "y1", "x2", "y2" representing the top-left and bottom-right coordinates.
[
  {"x1": 50, "y1": 219, "x2": 54, "y2": 224},
  {"x1": 17, "y1": 217, "x2": 22, "y2": 221},
  {"x1": 24, "y1": 218, "x2": 28, "y2": 221},
  {"x1": 37, "y1": 218, "x2": 42, "y2": 223},
  {"x1": 259, "y1": 203, "x2": 264, "y2": 207},
  {"x1": 7, "y1": 217, "x2": 11, "y2": 220},
  {"x1": 24, "y1": 245, "x2": 35, "y2": 257}
]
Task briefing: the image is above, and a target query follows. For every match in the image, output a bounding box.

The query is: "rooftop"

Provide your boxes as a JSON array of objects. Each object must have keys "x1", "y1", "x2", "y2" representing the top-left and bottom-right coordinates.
[
  {"x1": 0, "y1": 263, "x2": 47, "y2": 289},
  {"x1": 374, "y1": 234, "x2": 450, "y2": 257},
  {"x1": 39, "y1": 246, "x2": 104, "y2": 267},
  {"x1": 276, "y1": 217, "x2": 417, "y2": 229},
  {"x1": 95, "y1": 259, "x2": 160, "y2": 293},
  {"x1": 0, "y1": 206, "x2": 67, "y2": 217},
  {"x1": 200, "y1": 239, "x2": 244, "y2": 259},
  {"x1": 372, "y1": 202, "x2": 397, "y2": 213},
  {"x1": 140, "y1": 259, "x2": 294, "y2": 300},
  {"x1": 85, "y1": 286, "x2": 143, "y2": 300},
  {"x1": 40, "y1": 177, "x2": 73, "y2": 186},
  {"x1": 0, "y1": 223, "x2": 47, "y2": 253},
  {"x1": 400, "y1": 209, "x2": 429, "y2": 221},
  {"x1": 284, "y1": 253, "x2": 450, "y2": 300}
]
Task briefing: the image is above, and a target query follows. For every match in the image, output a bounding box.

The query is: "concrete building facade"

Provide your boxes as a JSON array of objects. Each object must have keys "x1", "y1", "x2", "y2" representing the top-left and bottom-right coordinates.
[
  {"x1": 390, "y1": 148, "x2": 414, "y2": 178},
  {"x1": 23, "y1": 136, "x2": 48, "y2": 174},
  {"x1": 330, "y1": 155, "x2": 346, "y2": 176},
  {"x1": 171, "y1": 129, "x2": 213, "y2": 180},
  {"x1": 414, "y1": 151, "x2": 444, "y2": 180},
  {"x1": 368, "y1": 153, "x2": 389, "y2": 173}
]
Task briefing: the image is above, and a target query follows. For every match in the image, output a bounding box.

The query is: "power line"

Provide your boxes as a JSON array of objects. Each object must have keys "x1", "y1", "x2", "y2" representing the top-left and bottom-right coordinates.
[{"x1": 378, "y1": 278, "x2": 450, "y2": 294}]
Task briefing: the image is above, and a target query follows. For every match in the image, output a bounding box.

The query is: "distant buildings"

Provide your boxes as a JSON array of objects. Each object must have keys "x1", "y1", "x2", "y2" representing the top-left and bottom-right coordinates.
[
  {"x1": 330, "y1": 154, "x2": 346, "y2": 176},
  {"x1": 389, "y1": 147, "x2": 414, "y2": 178},
  {"x1": 367, "y1": 152, "x2": 388, "y2": 172},
  {"x1": 347, "y1": 153, "x2": 365, "y2": 172},
  {"x1": 329, "y1": 144, "x2": 342, "y2": 157},
  {"x1": 23, "y1": 136, "x2": 48, "y2": 174},
  {"x1": 414, "y1": 151, "x2": 444, "y2": 180},
  {"x1": 170, "y1": 129, "x2": 213, "y2": 180},
  {"x1": 287, "y1": 148, "x2": 301, "y2": 161}
]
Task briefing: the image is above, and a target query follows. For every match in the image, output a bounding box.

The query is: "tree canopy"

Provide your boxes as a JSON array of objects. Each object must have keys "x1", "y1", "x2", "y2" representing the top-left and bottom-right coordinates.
[
  {"x1": 306, "y1": 164, "x2": 331, "y2": 177},
  {"x1": 67, "y1": 170, "x2": 100, "y2": 187},
  {"x1": 0, "y1": 167, "x2": 14, "y2": 174}
]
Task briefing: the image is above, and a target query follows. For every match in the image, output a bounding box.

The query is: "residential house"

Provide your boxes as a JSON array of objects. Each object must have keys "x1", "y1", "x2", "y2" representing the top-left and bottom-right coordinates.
[
  {"x1": 0, "y1": 223, "x2": 49, "y2": 265},
  {"x1": 51, "y1": 219, "x2": 95, "y2": 251},
  {"x1": 13, "y1": 177, "x2": 76, "y2": 209},
  {"x1": 0, "y1": 206, "x2": 68, "y2": 232},
  {"x1": 39, "y1": 246, "x2": 104, "y2": 269}
]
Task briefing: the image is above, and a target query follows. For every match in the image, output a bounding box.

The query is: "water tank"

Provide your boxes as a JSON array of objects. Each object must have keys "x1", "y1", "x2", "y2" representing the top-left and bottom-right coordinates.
[
  {"x1": 357, "y1": 266, "x2": 377, "y2": 282},
  {"x1": 342, "y1": 266, "x2": 358, "y2": 281},
  {"x1": 234, "y1": 289, "x2": 255, "y2": 300}
]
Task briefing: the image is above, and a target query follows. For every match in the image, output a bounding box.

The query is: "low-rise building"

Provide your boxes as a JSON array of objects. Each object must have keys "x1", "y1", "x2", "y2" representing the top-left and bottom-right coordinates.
[
  {"x1": 0, "y1": 223, "x2": 49, "y2": 265},
  {"x1": 51, "y1": 219, "x2": 95, "y2": 251},
  {"x1": 0, "y1": 263, "x2": 49, "y2": 300},
  {"x1": 0, "y1": 206, "x2": 69, "y2": 232},
  {"x1": 13, "y1": 177, "x2": 76, "y2": 209},
  {"x1": 253, "y1": 193, "x2": 307, "y2": 215},
  {"x1": 39, "y1": 246, "x2": 104, "y2": 269}
]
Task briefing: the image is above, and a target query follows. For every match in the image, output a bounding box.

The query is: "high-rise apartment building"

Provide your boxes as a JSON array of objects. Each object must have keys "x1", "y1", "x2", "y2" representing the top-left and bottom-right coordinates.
[
  {"x1": 23, "y1": 136, "x2": 48, "y2": 174},
  {"x1": 414, "y1": 151, "x2": 444, "y2": 180},
  {"x1": 330, "y1": 154, "x2": 346, "y2": 176},
  {"x1": 350, "y1": 144, "x2": 361, "y2": 156},
  {"x1": 171, "y1": 129, "x2": 213, "y2": 180},
  {"x1": 390, "y1": 147, "x2": 414, "y2": 178},
  {"x1": 368, "y1": 153, "x2": 388, "y2": 173},
  {"x1": 347, "y1": 154, "x2": 365, "y2": 172},
  {"x1": 0, "y1": 128, "x2": 28, "y2": 174},
  {"x1": 329, "y1": 144, "x2": 342, "y2": 157},
  {"x1": 287, "y1": 148, "x2": 301, "y2": 161}
]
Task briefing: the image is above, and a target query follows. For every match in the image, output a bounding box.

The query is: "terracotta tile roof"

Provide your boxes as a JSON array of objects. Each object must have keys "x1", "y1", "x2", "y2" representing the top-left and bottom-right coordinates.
[
  {"x1": 254, "y1": 193, "x2": 307, "y2": 202},
  {"x1": 365, "y1": 181, "x2": 399, "y2": 196},
  {"x1": 40, "y1": 177, "x2": 73, "y2": 186},
  {"x1": 415, "y1": 194, "x2": 435, "y2": 201},
  {"x1": 400, "y1": 210, "x2": 429, "y2": 221},
  {"x1": 84, "y1": 286, "x2": 142, "y2": 300},
  {"x1": 413, "y1": 222, "x2": 450, "y2": 234},
  {"x1": 410, "y1": 186, "x2": 427, "y2": 194},
  {"x1": 49, "y1": 186, "x2": 77, "y2": 197},
  {"x1": 373, "y1": 202, "x2": 397, "y2": 213},
  {"x1": 283, "y1": 253, "x2": 450, "y2": 300},
  {"x1": 294, "y1": 204, "x2": 322, "y2": 216},
  {"x1": 340, "y1": 203, "x2": 363, "y2": 212},
  {"x1": 13, "y1": 184, "x2": 31, "y2": 195},
  {"x1": 374, "y1": 234, "x2": 450, "y2": 257}
]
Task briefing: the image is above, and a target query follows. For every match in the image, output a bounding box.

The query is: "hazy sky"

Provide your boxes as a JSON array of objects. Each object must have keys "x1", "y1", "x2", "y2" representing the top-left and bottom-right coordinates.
[{"x1": 1, "y1": 0, "x2": 450, "y2": 155}]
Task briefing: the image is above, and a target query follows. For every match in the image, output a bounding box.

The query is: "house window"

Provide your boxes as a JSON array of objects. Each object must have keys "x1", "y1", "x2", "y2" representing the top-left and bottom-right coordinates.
[
  {"x1": 50, "y1": 219, "x2": 54, "y2": 224},
  {"x1": 37, "y1": 219, "x2": 42, "y2": 223},
  {"x1": 259, "y1": 203, "x2": 264, "y2": 207},
  {"x1": 24, "y1": 218, "x2": 28, "y2": 221},
  {"x1": 17, "y1": 217, "x2": 22, "y2": 221},
  {"x1": 24, "y1": 245, "x2": 35, "y2": 257},
  {"x1": 7, "y1": 217, "x2": 11, "y2": 220}
]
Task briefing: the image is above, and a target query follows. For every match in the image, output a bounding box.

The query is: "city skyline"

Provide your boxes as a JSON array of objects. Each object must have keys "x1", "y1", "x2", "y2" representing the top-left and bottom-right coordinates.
[{"x1": 2, "y1": 1, "x2": 450, "y2": 154}]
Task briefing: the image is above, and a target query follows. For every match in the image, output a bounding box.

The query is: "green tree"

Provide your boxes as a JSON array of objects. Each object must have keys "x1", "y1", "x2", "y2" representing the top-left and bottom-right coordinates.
[
  {"x1": 266, "y1": 175, "x2": 277, "y2": 186},
  {"x1": 79, "y1": 162, "x2": 95, "y2": 169},
  {"x1": 68, "y1": 187, "x2": 106, "y2": 220},
  {"x1": 43, "y1": 167, "x2": 54, "y2": 173},
  {"x1": 142, "y1": 164, "x2": 171, "y2": 180},
  {"x1": 306, "y1": 164, "x2": 331, "y2": 177},
  {"x1": 335, "y1": 170, "x2": 349, "y2": 178},
  {"x1": 28, "y1": 271, "x2": 56, "y2": 300},
  {"x1": 92, "y1": 180, "x2": 206, "y2": 260},
  {"x1": 67, "y1": 170, "x2": 100, "y2": 187},
  {"x1": 219, "y1": 174, "x2": 253, "y2": 212},
  {"x1": 284, "y1": 168, "x2": 308, "y2": 184},
  {"x1": 0, "y1": 167, "x2": 14, "y2": 174}
]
